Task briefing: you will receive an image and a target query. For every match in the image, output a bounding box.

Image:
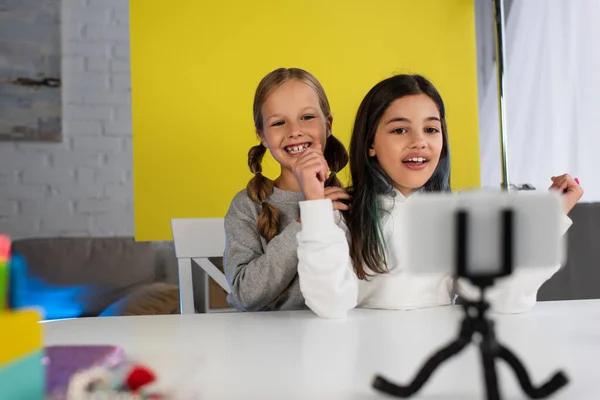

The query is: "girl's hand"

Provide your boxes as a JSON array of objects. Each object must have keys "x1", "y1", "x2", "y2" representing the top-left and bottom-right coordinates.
[
  {"x1": 293, "y1": 143, "x2": 329, "y2": 201},
  {"x1": 549, "y1": 173, "x2": 583, "y2": 215},
  {"x1": 325, "y1": 186, "x2": 351, "y2": 211}
]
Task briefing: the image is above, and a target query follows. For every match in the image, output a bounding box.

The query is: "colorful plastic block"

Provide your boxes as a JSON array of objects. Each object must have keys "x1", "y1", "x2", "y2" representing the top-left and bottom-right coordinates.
[
  {"x1": 0, "y1": 350, "x2": 44, "y2": 400},
  {"x1": 0, "y1": 234, "x2": 11, "y2": 310},
  {"x1": 0, "y1": 260, "x2": 7, "y2": 311},
  {"x1": 0, "y1": 309, "x2": 42, "y2": 365},
  {"x1": 0, "y1": 309, "x2": 44, "y2": 400}
]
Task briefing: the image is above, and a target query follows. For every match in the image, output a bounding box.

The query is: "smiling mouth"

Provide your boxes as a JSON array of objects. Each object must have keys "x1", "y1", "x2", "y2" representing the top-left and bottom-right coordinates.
[
  {"x1": 402, "y1": 157, "x2": 429, "y2": 164},
  {"x1": 285, "y1": 142, "x2": 312, "y2": 155}
]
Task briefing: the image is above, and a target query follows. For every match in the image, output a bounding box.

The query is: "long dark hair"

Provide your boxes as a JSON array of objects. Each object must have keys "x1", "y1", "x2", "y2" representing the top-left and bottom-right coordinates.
[{"x1": 344, "y1": 74, "x2": 451, "y2": 280}]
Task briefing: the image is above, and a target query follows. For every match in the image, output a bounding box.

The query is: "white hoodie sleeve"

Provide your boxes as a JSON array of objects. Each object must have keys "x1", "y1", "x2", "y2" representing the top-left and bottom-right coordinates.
[
  {"x1": 456, "y1": 214, "x2": 573, "y2": 313},
  {"x1": 296, "y1": 199, "x2": 359, "y2": 319}
]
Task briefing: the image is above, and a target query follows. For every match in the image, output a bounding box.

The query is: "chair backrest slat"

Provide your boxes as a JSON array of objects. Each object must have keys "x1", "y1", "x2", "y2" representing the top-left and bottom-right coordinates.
[{"x1": 171, "y1": 218, "x2": 226, "y2": 258}]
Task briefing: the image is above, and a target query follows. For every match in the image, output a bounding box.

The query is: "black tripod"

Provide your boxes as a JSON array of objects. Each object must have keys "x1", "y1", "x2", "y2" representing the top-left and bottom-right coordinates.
[{"x1": 372, "y1": 209, "x2": 569, "y2": 400}]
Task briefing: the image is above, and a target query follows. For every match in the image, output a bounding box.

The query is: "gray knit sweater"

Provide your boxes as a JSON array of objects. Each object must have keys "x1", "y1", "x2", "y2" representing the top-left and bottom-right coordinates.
[{"x1": 223, "y1": 187, "x2": 307, "y2": 311}]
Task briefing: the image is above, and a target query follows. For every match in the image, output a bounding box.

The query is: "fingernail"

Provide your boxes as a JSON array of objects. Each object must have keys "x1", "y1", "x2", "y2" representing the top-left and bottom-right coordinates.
[{"x1": 575, "y1": 178, "x2": 580, "y2": 185}]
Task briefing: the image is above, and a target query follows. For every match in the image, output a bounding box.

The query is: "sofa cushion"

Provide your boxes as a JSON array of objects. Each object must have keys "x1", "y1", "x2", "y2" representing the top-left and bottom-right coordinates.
[{"x1": 99, "y1": 283, "x2": 180, "y2": 316}]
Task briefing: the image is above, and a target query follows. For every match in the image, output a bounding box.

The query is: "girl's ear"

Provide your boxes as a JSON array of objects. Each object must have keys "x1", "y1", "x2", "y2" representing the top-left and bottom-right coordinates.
[
  {"x1": 368, "y1": 145, "x2": 376, "y2": 157},
  {"x1": 258, "y1": 131, "x2": 268, "y2": 148},
  {"x1": 326, "y1": 115, "x2": 333, "y2": 137}
]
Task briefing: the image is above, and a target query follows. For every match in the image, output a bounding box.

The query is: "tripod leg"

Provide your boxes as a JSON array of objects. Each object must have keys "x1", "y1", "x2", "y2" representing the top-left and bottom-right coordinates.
[
  {"x1": 373, "y1": 336, "x2": 470, "y2": 398},
  {"x1": 480, "y1": 339, "x2": 501, "y2": 400},
  {"x1": 496, "y1": 344, "x2": 568, "y2": 399}
]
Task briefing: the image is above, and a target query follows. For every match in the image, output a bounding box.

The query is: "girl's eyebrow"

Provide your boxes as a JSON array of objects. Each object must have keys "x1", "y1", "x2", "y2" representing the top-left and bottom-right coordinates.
[
  {"x1": 385, "y1": 116, "x2": 441, "y2": 125},
  {"x1": 267, "y1": 107, "x2": 318, "y2": 121},
  {"x1": 267, "y1": 113, "x2": 282, "y2": 120}
]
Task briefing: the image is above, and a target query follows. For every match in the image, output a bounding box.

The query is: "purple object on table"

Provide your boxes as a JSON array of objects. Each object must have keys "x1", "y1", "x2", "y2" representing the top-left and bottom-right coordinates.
[{"x1": 44, "y1": 345, "x2": 125, "y2": 399}]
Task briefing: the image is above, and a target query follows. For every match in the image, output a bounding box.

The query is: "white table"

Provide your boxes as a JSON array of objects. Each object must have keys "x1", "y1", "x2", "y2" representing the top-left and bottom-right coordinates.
[{"x1": 44, "y1": 300, "x2": 600, "y2": 399}]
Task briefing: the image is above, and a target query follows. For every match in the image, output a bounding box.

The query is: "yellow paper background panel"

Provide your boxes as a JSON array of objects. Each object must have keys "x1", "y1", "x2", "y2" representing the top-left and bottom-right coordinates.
[
  {"x1": 0, "y1": 309, "x2": 42, "y2": 366},
  {"x1": 131, "y1": 0, "x2": 479, "y2": 241}
]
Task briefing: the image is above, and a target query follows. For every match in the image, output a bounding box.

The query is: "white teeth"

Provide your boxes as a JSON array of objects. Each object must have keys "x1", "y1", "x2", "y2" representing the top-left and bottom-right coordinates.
[
  {"x1": 407, "y1": 157, "x2": 426, "y2": 162},
  {"x1": 285, "y1": 143, "x2": 310, "y2": 154}
]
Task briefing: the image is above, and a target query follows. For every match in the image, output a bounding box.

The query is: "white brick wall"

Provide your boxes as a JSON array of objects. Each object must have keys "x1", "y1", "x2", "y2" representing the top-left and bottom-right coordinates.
[{"x1": 0, "y1": 0, "x2": 133, "y2": 239}]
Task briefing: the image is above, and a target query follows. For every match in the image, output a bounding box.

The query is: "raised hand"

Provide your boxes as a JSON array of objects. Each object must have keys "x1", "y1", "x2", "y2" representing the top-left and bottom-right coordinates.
[
  {"x1": 325, "y1": 186, "x2": 351, "y2": 211},
  {"x1": 292, "y1": 143, "x2": 329, "y2": 201},
  {"x1": 549, "y1": 173, "x2": 583, "y2": 215}
]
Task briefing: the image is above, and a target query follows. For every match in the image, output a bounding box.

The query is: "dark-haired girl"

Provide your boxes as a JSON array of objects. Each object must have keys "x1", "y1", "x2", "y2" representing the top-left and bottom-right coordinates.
[{"x1": 296, "y1": 74, "x2": 582, "y2": 318}]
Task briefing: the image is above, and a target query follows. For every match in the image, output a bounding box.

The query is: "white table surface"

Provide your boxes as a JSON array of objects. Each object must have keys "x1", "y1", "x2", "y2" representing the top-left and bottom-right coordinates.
[{"x1": 44, "y1": 300, "x2": 600, "y2": 399}]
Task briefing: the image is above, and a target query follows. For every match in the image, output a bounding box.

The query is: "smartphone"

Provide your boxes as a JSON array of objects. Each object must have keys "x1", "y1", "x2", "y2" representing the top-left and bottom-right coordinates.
[{"x1": 401, "y1": 191, "x2": 565, "y2": 277}]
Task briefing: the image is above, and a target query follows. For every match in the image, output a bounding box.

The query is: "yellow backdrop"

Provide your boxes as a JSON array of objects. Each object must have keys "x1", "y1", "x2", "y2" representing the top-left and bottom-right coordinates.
[{"x1": 130, "y1": 0, "x2": 480, "y2": 241}]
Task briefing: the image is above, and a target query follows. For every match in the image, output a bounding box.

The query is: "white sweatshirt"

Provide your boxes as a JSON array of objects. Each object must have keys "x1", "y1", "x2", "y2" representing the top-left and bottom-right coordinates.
[{"x1": 296, "y1": 190, "x2": 572, "y2": 319}]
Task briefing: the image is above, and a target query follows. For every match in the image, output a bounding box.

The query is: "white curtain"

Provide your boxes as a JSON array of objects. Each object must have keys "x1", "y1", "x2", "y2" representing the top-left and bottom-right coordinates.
[{"x1": 479, "y1": 0, "x2": 600, "y2": 202}]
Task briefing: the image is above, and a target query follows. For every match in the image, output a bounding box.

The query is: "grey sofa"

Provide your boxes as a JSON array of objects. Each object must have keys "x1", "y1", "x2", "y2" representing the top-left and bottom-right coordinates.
[
  {"x1": 10, "y1": 237, "x2": 182, "y2": 318},
  {"x1": 539, "y1": 202, "x2": 600, "y2": 301},
  {"x1": 8, "y1": 202, "x2": 599, "y2": 319}
]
